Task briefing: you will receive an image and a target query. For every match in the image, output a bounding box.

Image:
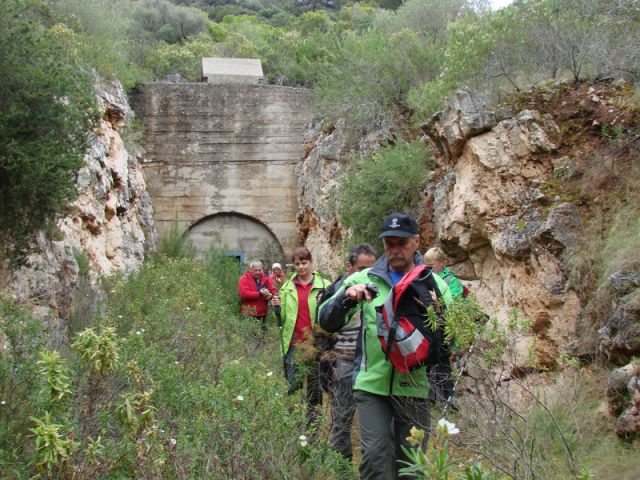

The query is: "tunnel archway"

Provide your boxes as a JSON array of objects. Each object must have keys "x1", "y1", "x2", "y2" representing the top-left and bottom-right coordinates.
[{"x1": 187, "y1": 212, "x2": 285, "y2": 267}]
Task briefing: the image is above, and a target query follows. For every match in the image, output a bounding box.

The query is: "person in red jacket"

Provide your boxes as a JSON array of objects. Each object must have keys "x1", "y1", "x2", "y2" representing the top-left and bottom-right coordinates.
[{"x1": 238, "y1": 260, "x2": 277, "y2": 333}]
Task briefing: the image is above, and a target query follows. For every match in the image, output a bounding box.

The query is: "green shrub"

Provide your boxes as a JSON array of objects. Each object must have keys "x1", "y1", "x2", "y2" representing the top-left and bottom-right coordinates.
[
  {"x1": 336, "y1": 141, "x2": 434, "y2": 246},
  {"x1": 158, "y1": 220, "x2": 196, "y2": 259},
  {"x1": 0, "y1": 0, "x2": 96, "y2": 257}
]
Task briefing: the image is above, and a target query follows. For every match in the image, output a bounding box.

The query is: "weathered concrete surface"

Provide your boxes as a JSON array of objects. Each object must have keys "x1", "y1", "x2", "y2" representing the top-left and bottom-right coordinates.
[{"x1": 132, "y1": 83, "x2": 312, "y2": 260}]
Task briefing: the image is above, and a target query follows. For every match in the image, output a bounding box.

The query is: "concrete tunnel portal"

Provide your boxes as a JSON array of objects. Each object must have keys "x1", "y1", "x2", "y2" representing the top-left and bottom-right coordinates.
[
  {"x1": 187, "y1": 212, "x2": 284, "y2": 265},
  {"x1": 131, "y1": 81, "x2": 313, "y2": 267}
]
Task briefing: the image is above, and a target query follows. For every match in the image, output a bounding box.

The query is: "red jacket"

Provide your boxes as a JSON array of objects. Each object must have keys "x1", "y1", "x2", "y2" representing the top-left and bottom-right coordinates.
[{"x1": 238, "y1": 271, "x2": 276, "y2": 317}]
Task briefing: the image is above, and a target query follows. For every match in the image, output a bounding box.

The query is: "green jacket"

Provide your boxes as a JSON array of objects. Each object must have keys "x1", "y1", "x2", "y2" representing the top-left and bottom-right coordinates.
[
  {"x1": 279, "y1": 271, "x2": 331, "y2": 355},
  {"x1": 319, "y1": 255, "x2": 452, "y2": 398},
  {"x1": 440, "y1": 267, "x2": 464, "y2": 298}
]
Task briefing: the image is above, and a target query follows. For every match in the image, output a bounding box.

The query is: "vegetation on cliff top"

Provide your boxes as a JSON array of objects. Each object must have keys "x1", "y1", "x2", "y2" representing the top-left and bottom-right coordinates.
[{"x1": 1, "y1": 0, "x2": 638, "y2": 256}]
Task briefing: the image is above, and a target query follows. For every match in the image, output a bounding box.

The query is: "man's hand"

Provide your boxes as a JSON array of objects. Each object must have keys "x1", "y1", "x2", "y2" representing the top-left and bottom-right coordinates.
[
  {"x1": 260, "y1": 288, "x2": 273, "y2": 300},
  {"x1": 271, "y1": 294, "x2": 280, "y2": 306},
  {"x1": 344, "y1": 284, "x2": 376, "y2": 303}
]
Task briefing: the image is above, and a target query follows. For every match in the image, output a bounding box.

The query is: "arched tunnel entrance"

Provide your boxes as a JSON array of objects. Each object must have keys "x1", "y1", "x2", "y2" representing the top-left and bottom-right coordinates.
[{"x1": 187, "y1": 212, "x2": 285, "y2": 268}]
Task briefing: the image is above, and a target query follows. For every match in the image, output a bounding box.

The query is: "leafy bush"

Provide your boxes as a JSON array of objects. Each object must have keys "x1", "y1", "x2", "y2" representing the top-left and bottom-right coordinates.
[
  {"x1": 0, "y1": 0, "x2": 96, "y2": 257},
  {"x1": 0, "y1": 256, "x2": 352, "y2": 478},
  {"x1": 133, "y1": 0, "x2": 209, "y2": 44},
  {"x1": 336, "y1": 141, "x2": 434, "y2": 246}
]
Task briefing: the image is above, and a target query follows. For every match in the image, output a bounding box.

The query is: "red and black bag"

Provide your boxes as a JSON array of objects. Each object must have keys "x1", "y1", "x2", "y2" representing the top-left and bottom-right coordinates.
[{"x1": 376, "y1": 265, "x2": 446, "y2": 373}]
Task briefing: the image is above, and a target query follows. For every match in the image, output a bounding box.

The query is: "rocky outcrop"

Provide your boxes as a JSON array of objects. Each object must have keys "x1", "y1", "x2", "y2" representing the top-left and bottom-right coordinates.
[
  {"x1": 606, "y1": 362, "x2": 640, "y2": 439},
  {"x1": 3, "y1": 81, "x2": 156, "y2": 346},
  {"x1": 297, "y1": 119, "x2": 389, "y2": 274},
  {"x1": 423, "y1": 91, "x2": 581, "y2": 370}
]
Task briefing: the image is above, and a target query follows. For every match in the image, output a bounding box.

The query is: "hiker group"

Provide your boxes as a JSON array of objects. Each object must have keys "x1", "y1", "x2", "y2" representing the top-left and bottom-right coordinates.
[{"x1": 237, "y1": 212, "x2": 469, "y2": 480}]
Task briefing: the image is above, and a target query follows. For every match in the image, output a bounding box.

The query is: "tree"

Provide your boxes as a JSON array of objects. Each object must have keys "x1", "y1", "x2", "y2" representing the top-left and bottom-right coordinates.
[{"x1": 0, "y1": 0, "x2": 96, "y2": 256}]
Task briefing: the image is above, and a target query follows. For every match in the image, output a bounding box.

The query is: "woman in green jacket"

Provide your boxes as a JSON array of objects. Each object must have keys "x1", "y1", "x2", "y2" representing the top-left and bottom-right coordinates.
[{"x1": 278, "y1": 247, "x2": 330, "y2": 424}]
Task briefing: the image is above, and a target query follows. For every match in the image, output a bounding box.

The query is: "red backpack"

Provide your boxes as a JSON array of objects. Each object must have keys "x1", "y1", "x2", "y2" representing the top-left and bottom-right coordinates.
[{"x1": 376, "y1": 265, "x2": 446, "y2": 374}]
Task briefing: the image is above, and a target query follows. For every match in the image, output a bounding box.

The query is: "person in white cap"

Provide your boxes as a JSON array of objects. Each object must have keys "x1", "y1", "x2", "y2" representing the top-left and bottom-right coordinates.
[{"x1": 268, "y1": 262, "x2": 285, "y2": 290}]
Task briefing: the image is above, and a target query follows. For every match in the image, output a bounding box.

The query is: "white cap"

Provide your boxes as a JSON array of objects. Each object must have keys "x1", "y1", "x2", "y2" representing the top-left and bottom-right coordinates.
[{"x1": 272, "y1": 263, "x2": 282, "y2": 270}]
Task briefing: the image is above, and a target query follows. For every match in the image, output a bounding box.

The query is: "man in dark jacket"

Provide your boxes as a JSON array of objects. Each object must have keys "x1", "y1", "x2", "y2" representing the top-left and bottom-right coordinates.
[
  {"x1": 319, "y1": 213, "x2": 452, "y2": 480},
  {"x1": 238, "y1": 260, "x2": 277, "y2": 332},
  {"x1": 321, "y1": 244, "x2": 376, "y2": 460}
]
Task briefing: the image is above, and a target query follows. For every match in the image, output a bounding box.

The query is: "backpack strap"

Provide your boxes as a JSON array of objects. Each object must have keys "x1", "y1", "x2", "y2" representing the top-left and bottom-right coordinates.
[{"x1": 382, "y1": 289, "x2": 398, "y2": 361}]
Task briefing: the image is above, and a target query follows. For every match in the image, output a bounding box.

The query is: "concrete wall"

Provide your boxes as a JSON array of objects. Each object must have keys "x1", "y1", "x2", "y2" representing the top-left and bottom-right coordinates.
[{"x1": 131, "y1": 83, "x2": 312, "y2": 261}]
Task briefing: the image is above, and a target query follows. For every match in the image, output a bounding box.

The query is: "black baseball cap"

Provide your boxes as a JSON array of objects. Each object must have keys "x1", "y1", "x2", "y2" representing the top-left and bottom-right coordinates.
[{"x1": 379, "y1": 213, "x2": 419, "y2": 238}]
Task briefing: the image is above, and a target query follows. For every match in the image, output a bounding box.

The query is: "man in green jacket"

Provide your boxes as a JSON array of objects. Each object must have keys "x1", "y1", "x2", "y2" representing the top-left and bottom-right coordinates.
[{"x1": 319, "y1": 213, "x2": 452, "y2": 480}]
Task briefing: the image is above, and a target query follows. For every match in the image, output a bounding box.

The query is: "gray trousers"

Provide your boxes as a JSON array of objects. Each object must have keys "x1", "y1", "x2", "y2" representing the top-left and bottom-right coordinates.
[
  {"x1": 354, "y1": 390, "x2": 431, "y2": 480},
  {"x1": 329, "y1": 375, "x2": 357, "y2": 459}
]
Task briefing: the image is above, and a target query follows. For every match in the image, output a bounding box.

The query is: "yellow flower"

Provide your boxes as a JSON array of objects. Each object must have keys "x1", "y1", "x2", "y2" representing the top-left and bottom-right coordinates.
[{"x1": 406, "y1": 426, "x2": 425, "y2": 447}]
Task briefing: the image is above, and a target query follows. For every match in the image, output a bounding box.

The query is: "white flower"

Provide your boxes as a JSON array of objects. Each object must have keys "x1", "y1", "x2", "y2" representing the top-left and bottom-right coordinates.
[
  {"x1": 136, "y1": 331, "x2": 141, "y2": 335},
  {"x1": 0, "y1": 400, "x2": 6, "y2": 406},
  {"x1": 118, "y1": 315, "x2": 123, "y2": 319},
  {"x1": 236, "y1": 395, "x2": 244, "y2": 401},
  {"x1": 174, "y1": 361, "x2": 180, "y2": 365},
  {"x1": 186, "y1": 307, "x2": 190, "y2": 310},
  {"x1": 267, "y1": 371, "x2": 273, "y2": 377},
  {"x1": 437, "y1": 418, "x2": 460, "y2": 435},
  {"x1": 169, "y1": 438, "x2": 177, "y2": 447},
  {"x1": 299, "y1": 434, "x2": 308, "y2": 447}
]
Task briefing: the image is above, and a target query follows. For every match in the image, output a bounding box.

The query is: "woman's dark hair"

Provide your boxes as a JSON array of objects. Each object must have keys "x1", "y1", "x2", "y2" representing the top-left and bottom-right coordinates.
[{"x1": 292, "y1": 246, "x2": 312, "y2": 262}]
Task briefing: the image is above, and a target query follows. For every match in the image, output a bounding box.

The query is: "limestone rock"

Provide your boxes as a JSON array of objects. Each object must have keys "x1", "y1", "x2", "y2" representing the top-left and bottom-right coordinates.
[
  {"x1": 4, "y1": 80, "x2": 156, "y2": 344},
  {"x1": 599, "y1": 290, "x2": 640, "y2": 364},
  {"x1": 424, "y1": 90, "x2": 497, "y2": 163},
  {"x1": 424, "y1": 100, "x2": 582, "y2": 371},
  {"x1": 606, "y1": 362, "x2": 640, "y2": 439},
  {"x1": 298, "y1": 119, "x2": 387, "y2": 275}
]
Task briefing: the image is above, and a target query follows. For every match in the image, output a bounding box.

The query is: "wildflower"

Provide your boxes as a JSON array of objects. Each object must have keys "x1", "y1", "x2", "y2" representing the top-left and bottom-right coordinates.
[
  {"x1": 186, "y1": 307, "x2": 190, "y2": 310},
  {"x1": 199, "y1": 301, "x2": 204, "y2": 305},
  {"x1": 118, "y1": 315, "x2": 123, "y2": 319},
  {"x1": 174, "y1": 361, "x2": 180, "y2": 365},
  {"x1": 236, "y1": 395, "x2": 244, "y2": 401},
  {"x1": 169, "y1": 438, "x2": 177, "y2": 447},
  {"x1": 0, "y1": 400, "x2": 6, "y2": 406},
  {"x1": 299, "y1": 434, "x2": 308, "y2": 447},
  {"x1": 406, "y1": 426, "x2": 425, "y2": 447},
  {"x1": 436, "y1": 418, "x2": 460, "y2": 436},
  {"x1": 136, "y1": 331, "x2": 141, "y2": 335},
  {"x1": 267, "y1": 371, "x2": 273, "y2": 377}
]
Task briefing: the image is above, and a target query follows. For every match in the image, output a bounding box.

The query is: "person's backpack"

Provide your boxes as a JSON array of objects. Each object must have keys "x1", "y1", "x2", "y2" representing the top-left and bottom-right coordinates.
[
  {"x1": 376, "y1": 265, "x2": 447, "y2": 374},
  {"x1": 442, "y1": 271, "x2": 470, "y2": 298}
]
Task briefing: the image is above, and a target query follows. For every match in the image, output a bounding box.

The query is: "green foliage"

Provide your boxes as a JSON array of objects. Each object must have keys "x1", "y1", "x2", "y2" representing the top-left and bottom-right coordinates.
[
  {"x1": 315, "y1": 28, "x2": 437, "y2": 131},
  {"x1": 37, "y1": 351, "x2": 73, "y2": 404},
  {"x1": 0, "y1": 301, "x2": 49, "y2": 476},
  {"x1": 158, "y1": 220, "x2": 197, "y2": 259},
  {"x1": 133, "y1": 0, "x2": 209, "y2": 44},
  {"x1": 30, "y1": 412, "x2": 78, "y2": 478},
  {"x1": 72, "y1": 325, "x2": 120, "y2": 378},
  {"x1": 0, "y1": 256, "x2": 351, "y2": 478},
  {"x1": 337, "y1": 141, "x2": 434, "y2": 246},
  {"x1": 0, "y1": 0, "x2": 96, "y2": 257},
  {"x1": 50, "y1": 0, "x2": 151, "y2": 88},
  {"x1": 400, "y1": 422, "x2": 500, "y2": 479}
]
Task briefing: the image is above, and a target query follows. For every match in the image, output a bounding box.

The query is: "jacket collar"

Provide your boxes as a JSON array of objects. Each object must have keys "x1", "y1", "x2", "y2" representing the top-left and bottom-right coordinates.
[{"x1": 368, "y1": 252, "x2": 425, "y2": 286}]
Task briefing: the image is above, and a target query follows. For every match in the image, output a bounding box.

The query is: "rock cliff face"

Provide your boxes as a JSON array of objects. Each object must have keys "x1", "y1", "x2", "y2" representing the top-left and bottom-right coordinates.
[
  {"x1": 297, "y1": 119, "x2": 388, "y2": 273},
  {"x1": 1, "y1": 81, "x2": 156, "y2": 346},
  {"x1": 423, "y1": 91, "x2": 582, "y2": 370}
]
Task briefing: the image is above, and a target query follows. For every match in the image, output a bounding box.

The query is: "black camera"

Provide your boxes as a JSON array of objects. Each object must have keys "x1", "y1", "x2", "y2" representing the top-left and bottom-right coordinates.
[{"x1": 364, "y1": 282, "x2": 379, "y2": 298}]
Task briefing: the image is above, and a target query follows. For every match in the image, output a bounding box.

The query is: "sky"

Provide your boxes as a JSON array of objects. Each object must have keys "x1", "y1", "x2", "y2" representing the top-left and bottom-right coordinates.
[{"x1": 490, "y1": 0, "x2": 514, "y2": 10}]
